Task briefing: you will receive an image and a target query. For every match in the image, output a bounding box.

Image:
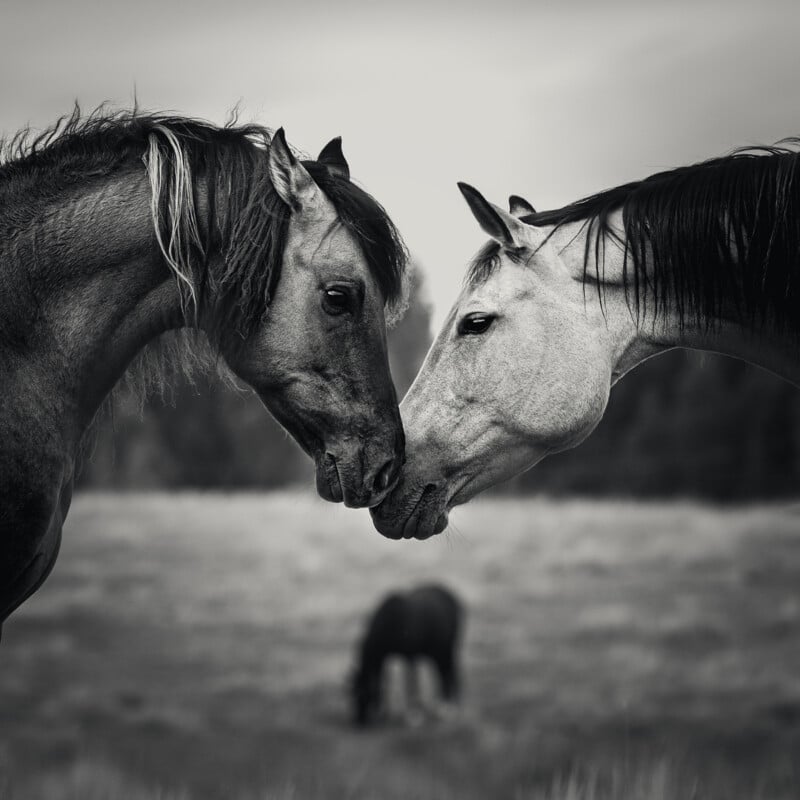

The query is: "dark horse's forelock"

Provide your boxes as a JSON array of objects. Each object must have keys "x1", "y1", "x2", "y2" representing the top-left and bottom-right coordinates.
[
  {"x1": 0, "y1": 106, "x2": 408, "y2": 342},
  {"x1": 304, "y1": 162, "x2": 408, "y2": 323},
  {"x1": 524, "y1": 140, "x2": 800, "y2": 334}
]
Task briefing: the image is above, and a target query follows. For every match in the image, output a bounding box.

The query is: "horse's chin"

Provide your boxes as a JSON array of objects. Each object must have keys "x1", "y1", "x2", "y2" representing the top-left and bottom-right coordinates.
[
  {"x1": 315, "y1": 453, "x2": 343, "y2": 503},
  {"x1": 371, "y1": 484, "x2": 449, "y2": 540}
]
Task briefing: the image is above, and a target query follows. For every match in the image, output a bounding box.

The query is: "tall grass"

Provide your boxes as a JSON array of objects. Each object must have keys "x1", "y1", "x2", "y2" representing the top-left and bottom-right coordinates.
[{"x1": 2, "y1": 493, "x2": 800, "y2": 799}]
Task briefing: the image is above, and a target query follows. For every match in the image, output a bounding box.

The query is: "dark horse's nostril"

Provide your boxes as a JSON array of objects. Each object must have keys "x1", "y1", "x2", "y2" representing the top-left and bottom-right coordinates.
[{"x1": 373, "y1": 458, "x2": 396, "y2": 494}]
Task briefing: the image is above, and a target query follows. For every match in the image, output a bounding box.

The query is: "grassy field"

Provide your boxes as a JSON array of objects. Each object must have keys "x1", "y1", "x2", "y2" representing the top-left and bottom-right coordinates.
[{"x1": 1, "y1": 492, "x2": 800, "y2": 799}]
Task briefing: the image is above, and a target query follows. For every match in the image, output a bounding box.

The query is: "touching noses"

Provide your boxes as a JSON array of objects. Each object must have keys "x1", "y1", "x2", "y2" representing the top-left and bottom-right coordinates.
[
  {"x1": 362, "y1": 424, "x2": 405, "y2": 506},
  {"x1": 368, "y1": 453, "x2": 402, "y2": 502}
]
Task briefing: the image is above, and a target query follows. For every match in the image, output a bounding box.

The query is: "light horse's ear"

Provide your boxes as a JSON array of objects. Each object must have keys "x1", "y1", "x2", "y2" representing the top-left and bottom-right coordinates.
[
  {"x1": 509, "y1": 195, "x2": 536, "y2": 218},
  {"x1": 268, "y1": 127, "x2": 325, "y2": 213},
  {"x1": 458, "y1": 182, "x2": 528, "y2": 248},
  {"x1": 317, "y1": 136, "x2": 350, "y2": 180}
]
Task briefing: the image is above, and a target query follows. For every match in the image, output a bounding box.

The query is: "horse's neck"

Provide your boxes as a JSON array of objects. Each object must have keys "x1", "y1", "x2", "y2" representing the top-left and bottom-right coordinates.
[
  {"x1": 0, "y1": 169, "x2": 183, "y2": 445},
  {"x1": 631, "y1": 277, "x2": 800, "y2": 387},
  {"x1": 0, "y1": 168, "x2": 189, "y2": 622},
  {"x1": 555, "y1": 219, "x2": 800, "y2": 386},
  {"x1": 659, "y1": 319, "x2": 800, "y2": 386}
]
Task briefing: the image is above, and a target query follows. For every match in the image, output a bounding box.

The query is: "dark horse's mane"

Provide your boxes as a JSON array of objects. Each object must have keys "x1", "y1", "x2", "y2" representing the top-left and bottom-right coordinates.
[
  {"x1": 471, "y1": 140, "x2": 800, "y2": 334},
  {"x1": 0, "y1": 106, "x2": 408, "y2": 343}
]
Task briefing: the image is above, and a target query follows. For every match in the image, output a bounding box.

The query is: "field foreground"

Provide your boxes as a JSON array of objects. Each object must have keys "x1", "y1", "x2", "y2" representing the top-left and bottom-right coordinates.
[{"x1": 1, "y1": 493, "x2": 800, "y2": 799}]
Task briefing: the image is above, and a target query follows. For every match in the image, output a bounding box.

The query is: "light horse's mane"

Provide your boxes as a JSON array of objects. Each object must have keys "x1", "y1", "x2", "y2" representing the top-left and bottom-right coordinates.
[
  {"x1": 0, "y1": 106, "x2": 408, "y2": 398},
  {"x1": 469, "y1": 140, "x2": 800, "y2": 335}
]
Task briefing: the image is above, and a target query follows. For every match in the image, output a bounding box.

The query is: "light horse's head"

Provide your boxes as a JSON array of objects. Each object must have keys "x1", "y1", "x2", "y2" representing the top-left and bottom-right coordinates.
[
  {"x1": 372, "y1": 184, "x2": 625, "y2": 538},
  {"x1": 210, "y1": 130, "x2": 407, "y2": 507}
]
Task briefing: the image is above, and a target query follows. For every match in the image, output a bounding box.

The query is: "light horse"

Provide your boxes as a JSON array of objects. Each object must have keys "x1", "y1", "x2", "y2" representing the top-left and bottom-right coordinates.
[
  {"x1": 0, "y1": 108, "x2": 408, "y2": 632},
  {"x1": 372, "y1": 141, "x2": 800, "y2": 539}
]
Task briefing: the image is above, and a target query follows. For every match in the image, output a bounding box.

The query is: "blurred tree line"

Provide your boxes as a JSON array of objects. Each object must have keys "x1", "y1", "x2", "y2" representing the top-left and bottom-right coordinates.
[{"x1": 79, "y1": 264, "x2": 800, "y2": 499}]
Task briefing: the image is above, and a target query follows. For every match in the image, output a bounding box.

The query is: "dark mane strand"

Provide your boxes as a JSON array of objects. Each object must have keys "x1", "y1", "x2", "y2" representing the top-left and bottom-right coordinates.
[{"x1": 528, "y1": 139, "x2": 800, "y2": 333}]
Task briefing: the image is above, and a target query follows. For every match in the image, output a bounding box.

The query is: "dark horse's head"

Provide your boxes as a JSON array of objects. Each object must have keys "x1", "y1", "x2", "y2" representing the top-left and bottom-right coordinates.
[
  {"x1": 143, "y1": 121, "x2": 408, "y2": 507},
  {"x1": 219, "y1": 131, "x2": 406, "y2": 507}
]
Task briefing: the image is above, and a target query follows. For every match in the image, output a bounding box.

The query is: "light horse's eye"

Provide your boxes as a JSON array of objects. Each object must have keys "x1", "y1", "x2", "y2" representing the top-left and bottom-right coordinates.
[
  {"x1": 321, "y1": 286, "x2": 352, "y2": 316},
  {"x1": 457, "y1": 313, "x2": 496, "y2": 336}
]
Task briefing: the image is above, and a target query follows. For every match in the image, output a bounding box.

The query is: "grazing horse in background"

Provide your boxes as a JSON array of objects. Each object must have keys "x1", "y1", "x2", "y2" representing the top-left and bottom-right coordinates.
[
  {"x1": 0, "y1": 108, "x2": 408, "y2": 633},
  {"x1": 372, "y1": 141, "x2": 800, "y2": 540},
  {"x1": 350, "y1": 584, "x2": 464, "y2": 726}
]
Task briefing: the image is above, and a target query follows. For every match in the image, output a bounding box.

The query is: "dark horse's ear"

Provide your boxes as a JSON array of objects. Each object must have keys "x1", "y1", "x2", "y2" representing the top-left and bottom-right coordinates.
[
  {"x1": 458, "y1": 182, "x2": 526, "y2": 248},
  {"x1": 317, "y1": 136, "x2": 350, "y2": 180},
  {"x1": 509, "y1": 195, "x2": 536, "y2": 218},
  {"x1": 268, "y1": 127, "x2": 325, "y2": 213}
]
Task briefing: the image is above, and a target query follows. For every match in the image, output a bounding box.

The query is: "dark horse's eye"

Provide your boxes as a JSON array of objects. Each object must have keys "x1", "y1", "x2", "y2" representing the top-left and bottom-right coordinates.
[
  {"x1": 322, "y1": 286, "x2": 351, "y2": 316},
  {"x1": 458, "y1": 313, "x2": 495, "y2": 336}
]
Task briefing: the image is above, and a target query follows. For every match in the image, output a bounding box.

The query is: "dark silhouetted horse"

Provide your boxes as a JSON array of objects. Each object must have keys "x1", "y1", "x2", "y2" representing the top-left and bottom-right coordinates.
[
  {"x1": 0, "y1": 108, "x2": 408, "y2": 635},
  {"x1": 350, "y1": 584, "x2": 464, "y2": 726}
]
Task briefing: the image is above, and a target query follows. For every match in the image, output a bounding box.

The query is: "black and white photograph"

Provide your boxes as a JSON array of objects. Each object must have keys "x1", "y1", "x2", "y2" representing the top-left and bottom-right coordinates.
[{"x1": 2, "y1": 1, "x2": 800, "y2": 797}]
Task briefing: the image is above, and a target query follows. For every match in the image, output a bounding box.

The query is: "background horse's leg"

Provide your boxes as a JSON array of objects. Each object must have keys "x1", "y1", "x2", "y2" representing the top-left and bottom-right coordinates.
[
  {"x1": 433, "y1": 652, "x2": 455, "y2": 701},
  {"x1": 403, "y1": 658, "x2": 424, "y2": 725},
  {"x1": 433, "y1": 651, "x2": 461, "y2": 722}
]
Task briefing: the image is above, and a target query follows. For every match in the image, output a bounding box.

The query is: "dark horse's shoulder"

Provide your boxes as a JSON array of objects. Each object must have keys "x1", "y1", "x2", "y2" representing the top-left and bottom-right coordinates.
[
  {"x1": 0, "y1": 387, "x2": 73, "y2": 625},
  {"x1": 0, "y1": 469, "x2": 71, "y2": 625}
]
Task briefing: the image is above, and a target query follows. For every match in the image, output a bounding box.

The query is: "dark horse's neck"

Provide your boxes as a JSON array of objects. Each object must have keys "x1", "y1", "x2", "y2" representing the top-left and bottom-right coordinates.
[
  {"x1": 0, "y1": 167, "x2": 182, "y2": 621},
  {"x1": 1, "y1": 169, "x2": 182, "y2": 437}
]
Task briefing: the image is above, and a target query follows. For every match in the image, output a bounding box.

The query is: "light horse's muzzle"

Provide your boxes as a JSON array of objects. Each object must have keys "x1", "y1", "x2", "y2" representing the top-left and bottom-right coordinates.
[{"x1": 370, "y1": 477, "x2": 450, "y2": 539}]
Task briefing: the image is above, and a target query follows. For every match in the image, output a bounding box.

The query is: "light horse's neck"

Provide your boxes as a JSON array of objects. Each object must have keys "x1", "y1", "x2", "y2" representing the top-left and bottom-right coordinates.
[{"x1": 550, "y1": 213, "x2": 800, "y2": 388}]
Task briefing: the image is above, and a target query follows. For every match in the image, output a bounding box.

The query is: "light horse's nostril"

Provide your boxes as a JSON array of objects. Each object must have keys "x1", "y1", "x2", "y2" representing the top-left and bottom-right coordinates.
[{"x1": 372, "y1": 458, "x2": 397, "y2": 495}]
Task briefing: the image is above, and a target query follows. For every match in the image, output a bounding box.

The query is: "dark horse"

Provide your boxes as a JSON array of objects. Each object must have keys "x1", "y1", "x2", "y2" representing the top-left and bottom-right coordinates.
[
  {"x1": 350, "y1": 584, "x2": 463, "y2": 725},
  {"x1": 0, "y1": 108, "x2": 408, "y2": 633}
]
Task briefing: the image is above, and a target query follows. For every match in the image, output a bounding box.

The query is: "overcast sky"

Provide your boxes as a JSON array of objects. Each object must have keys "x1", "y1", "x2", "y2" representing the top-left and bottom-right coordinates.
[{"x1": 2, "y1": 0, "x2": 799, "y2": 326}]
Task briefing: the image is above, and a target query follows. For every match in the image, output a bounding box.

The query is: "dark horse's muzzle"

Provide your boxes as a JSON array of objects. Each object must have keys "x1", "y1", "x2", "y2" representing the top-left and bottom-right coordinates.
[{"x1": 316, "y1": 426, "x2": 404, "y2": 508}]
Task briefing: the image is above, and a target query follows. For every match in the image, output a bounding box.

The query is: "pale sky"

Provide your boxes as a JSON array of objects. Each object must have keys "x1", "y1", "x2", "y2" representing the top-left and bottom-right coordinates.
[{"x1": 2, "y1": 0, "x2": 799, "y2": 327}]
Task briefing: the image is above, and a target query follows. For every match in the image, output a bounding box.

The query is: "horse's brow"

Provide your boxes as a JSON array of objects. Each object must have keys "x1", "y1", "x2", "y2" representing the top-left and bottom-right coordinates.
[{"x1": 308, "y1": 219, "x2": 345, "y2": 266}]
